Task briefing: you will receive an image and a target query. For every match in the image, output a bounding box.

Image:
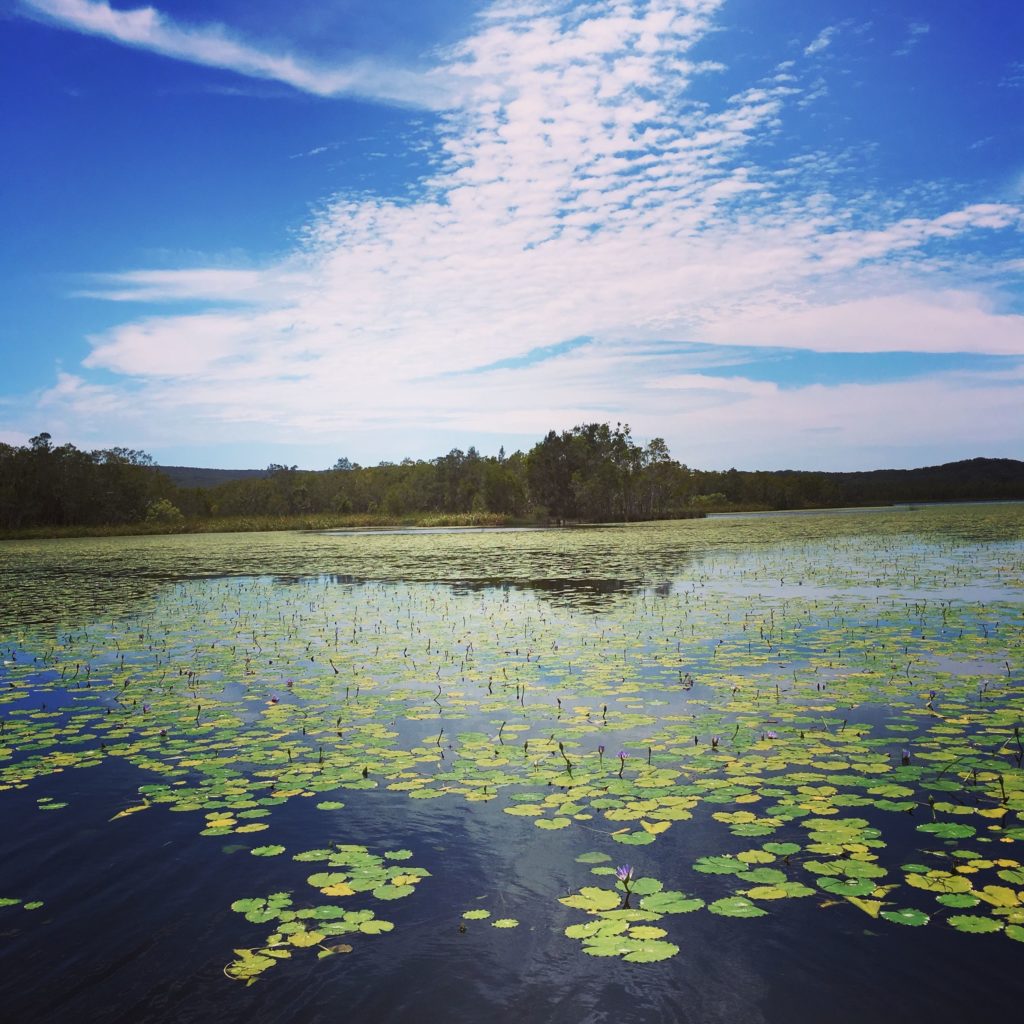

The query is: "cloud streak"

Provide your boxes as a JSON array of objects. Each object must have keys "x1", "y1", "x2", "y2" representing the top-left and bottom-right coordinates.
[
  {"x1": 804, "y1": 26, "x2": 837, "y2": 56},
  {"x1": 20, "y1": 0, "x2": 452, "y2": 108}
]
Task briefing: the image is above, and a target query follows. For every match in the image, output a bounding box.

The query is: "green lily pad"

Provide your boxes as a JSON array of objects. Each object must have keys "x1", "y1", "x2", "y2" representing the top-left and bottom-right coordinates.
[
  {"x1": 358, "y1": 919, "x2": 395, "y2": 935},
  {"x1": 560, "y1": 887, "x2": 622, "y2": 912},
  {"x1": 708, "y1": 897, "x2": 767, "y2": 919},
  {"x1": 372, "y1": 884, "x2": 414, "y2": 900},
  {"x1": 817, "y1": 877, "x2": 876, "y2": 897},
  {"x1": 639, "y1": 891, "x2": 704, "y2": 914},
  {"x1": 742, "y1": 868, "x2": 788, "y2": 885},
  {"x1": 880, "y1": 908, "x2": 930, "y2": 927},
  {"x1": 916, "y1": 822, "x2": 976, "y2": 840},
  {"x1": 936, "y1": 893, "x2": 980, "y2": 909},
  {"x1": 622, "y1": 940, "x2": 680, "y2": 963},
  {"x1": 629, "y1": 877, "x2": 663, "y2": 897},
  {"x1": 947, "y1": 915, "x2": 1004, "y2": 934},
  {"x1": 762, "y1": 842, "x2": 801, "y2": 856},
  {"x1": 565, "y1": 919, "x2": 629, "y2": 940},
  {"x1": 612, "y1": 831, "x2": 656, "y2": 846},
  {"x1": 231, "y1": 898, "x2": 267, "y2": 913},
  {"x1": 581, "y1": 936, "x2": 634, "y2": 958},
  {"x1": 693, "y1": 856, "x2": 749, "y2": 876}
]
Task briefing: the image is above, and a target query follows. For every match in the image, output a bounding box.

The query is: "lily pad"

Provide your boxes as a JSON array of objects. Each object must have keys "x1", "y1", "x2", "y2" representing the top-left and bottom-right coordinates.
[
  {"x1": 916, "y1": 822, "x2": 976, "y2": 840},
  {"x1": 639, "y1": 891, "x2": 704, "y2": 914},
  {"x1": 880, "y1": 908, "x2": 930, "y2": 927},
  {"x1": 622, "y1": 940, "x2": 680, "y2": 963},
  {"x1": 708, "y1": 897, "x2": 767, "y2": 919},
  {"x1": 946, "y1": 915, "x2": 1004, "y2": 934},
  {"x1": 575, "y1": 852, "x2": 612, "y2": 864}
]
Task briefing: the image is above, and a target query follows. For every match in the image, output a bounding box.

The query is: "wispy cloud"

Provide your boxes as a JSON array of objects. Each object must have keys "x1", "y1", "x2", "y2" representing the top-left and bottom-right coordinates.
[
  {"x1": 74, "y1": 267, "x2": 311, "y2": 304},
  {"x1": 19, "y1": 0, "x2": 452, "y2": 108},
  {"x1": 894, "y1": 21, "x2": 929, "y2": 57},
  {"x1": 804, "y1": 26, "x2": 837, "y2": 56},
  {"x1": 21, "y1": 0, "x2": 1024, "y2": 466},
  {"x1": 1001, "y1": 61, "x2": 1024, "y2": 89},
  {"x1": 288, "y1": 143, "x2": 337, "y2": 160}
]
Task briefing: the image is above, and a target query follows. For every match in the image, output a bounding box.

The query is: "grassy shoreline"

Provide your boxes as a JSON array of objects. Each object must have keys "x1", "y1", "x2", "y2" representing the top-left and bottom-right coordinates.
[
  {"x1": 0, "y1": 511, "x2": 541, "y2": 540},
  {"x1": 0, "y1": 508, "x2": 718, "y2": 541}
]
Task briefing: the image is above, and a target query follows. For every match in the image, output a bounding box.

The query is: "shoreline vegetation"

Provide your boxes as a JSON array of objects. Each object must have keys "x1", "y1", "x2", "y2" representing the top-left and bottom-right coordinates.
[
  {"x1": 2, "y1": 424, "x2": 1022, "y2": 541},
  {"x1": 0, "y1": 510, "x2": 533, "y2": 540}
]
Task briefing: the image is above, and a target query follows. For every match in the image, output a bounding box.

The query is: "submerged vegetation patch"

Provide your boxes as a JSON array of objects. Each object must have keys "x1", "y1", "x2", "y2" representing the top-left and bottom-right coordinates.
[{"x1": 1, "y1": 503, "x2": 1023, "y2": 980}]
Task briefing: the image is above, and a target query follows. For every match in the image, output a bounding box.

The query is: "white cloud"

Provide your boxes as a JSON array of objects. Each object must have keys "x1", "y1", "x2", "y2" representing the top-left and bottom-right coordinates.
[
  {"x1": 804, "y1": 26, "x2": 837, "y2": 56},
  {"x1": 698, "y1": 291, "x2": 1024, "y2": 355},
  {"x1": 22, "y1": 0, "x2": 1024, "y2": 467},
  {"x1": 20, "y1": 0, "x2": 453, "y2": 108}
]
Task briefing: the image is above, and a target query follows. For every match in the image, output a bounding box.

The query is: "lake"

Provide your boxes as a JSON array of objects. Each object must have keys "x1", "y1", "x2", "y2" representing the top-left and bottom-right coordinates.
[{"x1": 2, "y1": 504, "x2": 1023, "y2": 1022}]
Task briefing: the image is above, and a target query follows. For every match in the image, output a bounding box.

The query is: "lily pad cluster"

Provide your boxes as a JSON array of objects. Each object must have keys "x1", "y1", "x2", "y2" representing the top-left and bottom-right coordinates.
[
  {"x1": 226, "y1": 843, "x2": 426, "y2": 983},
  {"x1": 560, "y1": 856, "x2": 702, "y2": 962}
]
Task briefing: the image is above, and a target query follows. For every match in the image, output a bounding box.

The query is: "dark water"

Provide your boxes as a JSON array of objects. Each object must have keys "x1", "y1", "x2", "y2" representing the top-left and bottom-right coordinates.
[{"x1": 3, "y1": 760, "x2": 1022, "y2": 1023}]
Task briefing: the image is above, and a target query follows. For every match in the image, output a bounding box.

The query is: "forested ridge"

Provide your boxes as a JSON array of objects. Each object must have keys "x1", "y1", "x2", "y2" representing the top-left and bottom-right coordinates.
[{"x1": 2, "y1": 428, "x2": 1022, "y2": 534}]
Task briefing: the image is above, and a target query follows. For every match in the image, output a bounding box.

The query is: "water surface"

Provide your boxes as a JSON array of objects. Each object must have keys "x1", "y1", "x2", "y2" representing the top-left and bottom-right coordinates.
[{"x1": 2, "y1": 503, "x2": 1023, "y2": 1022}]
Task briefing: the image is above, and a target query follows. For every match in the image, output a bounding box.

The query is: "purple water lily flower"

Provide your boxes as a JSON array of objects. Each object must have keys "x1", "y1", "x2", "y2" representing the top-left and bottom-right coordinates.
[
  {"x1": 617, "y1": 750, "x2": 628, "y2": 777},
  {"x1": 766, "y1": 730, "x2": 778, "y2": 740},
  {"x1": 616, "y1": 864, "x2": 636, "y2": 907},
  {"x1": 901, "y1": 748, "x2": 911, "y2": 765}
]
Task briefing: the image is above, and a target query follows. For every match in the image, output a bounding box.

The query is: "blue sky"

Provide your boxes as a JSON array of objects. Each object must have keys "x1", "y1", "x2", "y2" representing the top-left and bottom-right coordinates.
[{"x1": 1, "y1": 0, "x2": 1022, "y2": 471}]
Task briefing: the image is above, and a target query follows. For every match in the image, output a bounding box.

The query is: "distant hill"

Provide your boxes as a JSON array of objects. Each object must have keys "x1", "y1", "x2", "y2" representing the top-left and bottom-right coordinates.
[
  {"x1": 823, "y1": 457, "x2": 1024, "y2": 505},
  {"x1": 156, "y1": 466, "x2": 272, "y2": 489}
]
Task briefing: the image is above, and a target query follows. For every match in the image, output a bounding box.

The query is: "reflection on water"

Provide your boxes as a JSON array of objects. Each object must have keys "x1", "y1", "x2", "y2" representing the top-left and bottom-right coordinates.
[{"x1": 3, "y1": 502, "x2": 1023, "y2": 631}]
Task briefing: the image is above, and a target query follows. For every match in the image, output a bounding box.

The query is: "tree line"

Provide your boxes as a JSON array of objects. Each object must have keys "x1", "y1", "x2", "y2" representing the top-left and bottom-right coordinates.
[
  {"x1": 2, "y1": 426, "x2": 1022, "y2": 532},
  {"x1": 0, "y1": 433, "x2": 163, "y2": 529},
  {"x1": 171, "y1": 424, "x2": 692, "y2": 523}
]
